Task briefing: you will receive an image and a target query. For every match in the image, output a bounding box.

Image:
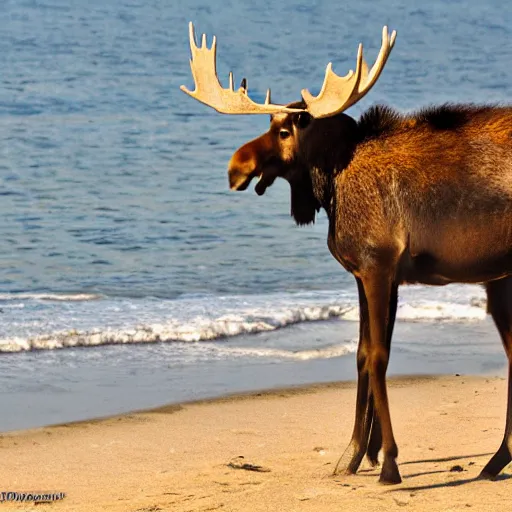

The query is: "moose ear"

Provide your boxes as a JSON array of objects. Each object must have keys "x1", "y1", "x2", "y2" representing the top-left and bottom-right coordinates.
[{"x1": 294, "y1": 112, "x2": 312, "y2": 129}]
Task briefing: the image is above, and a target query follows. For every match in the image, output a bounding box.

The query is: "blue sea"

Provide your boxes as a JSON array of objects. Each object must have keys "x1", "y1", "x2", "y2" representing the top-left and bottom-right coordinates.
[{"x1": 0, "y1": 0, "x2": 510, "y2": 431}]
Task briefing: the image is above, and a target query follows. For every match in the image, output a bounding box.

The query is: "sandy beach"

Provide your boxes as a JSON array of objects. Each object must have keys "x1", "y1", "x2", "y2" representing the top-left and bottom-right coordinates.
[{"x1": 0, "y1": 374, "x2": 511, "y2": 511}]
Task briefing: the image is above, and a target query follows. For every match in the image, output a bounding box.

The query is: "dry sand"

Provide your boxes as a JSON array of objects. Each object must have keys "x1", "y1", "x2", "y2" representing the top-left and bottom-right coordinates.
[{"x1": 0, "y1": 375, "x2": 511, "y2": 512}]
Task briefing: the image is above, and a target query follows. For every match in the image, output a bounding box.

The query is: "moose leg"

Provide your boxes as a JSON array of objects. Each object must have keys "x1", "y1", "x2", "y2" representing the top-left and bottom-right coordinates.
[
  {"x1": 365, "y1": 410, "x2": 382, "y2": 467},
  {"x1": 480, "y1": 277, "x2": 512, "y2": 479},
  {"x1": 363, "y1": 270, "x2": 401, "y2": 484},
  {"x1": 334, "y1": 278, "x2": 374, "y2": 475},
  {"x1": 366, "y1": 283, "x2": 398, "y2": 467}
]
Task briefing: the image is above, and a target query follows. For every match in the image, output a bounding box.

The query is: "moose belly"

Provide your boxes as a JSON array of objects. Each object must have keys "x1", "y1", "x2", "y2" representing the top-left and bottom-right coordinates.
[
  {"x1": 401, "y1": 251, "x2": 512, "y2": 285},
  {"x1": 400, "y1": 217, "x2": 512, "y2": 285}
]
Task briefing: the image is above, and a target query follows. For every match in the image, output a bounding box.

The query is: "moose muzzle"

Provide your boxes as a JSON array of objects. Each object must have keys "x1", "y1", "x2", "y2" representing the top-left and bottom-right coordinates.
[{"x1": 228, "y1": 132, "x2": 277, "y2": 194}]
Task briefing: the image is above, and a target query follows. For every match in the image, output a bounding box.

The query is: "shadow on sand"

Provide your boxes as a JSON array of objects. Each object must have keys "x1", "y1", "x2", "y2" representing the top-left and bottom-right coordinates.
[
  {"x1": 386, "y1": 452, "x2": 512, "y2": 491},
  {"x1": 400, "y1": 452, "x2": 493, "y2": 466},
  {"x1": 396, "y1": 472, "x2": 512, "y2": 492}
]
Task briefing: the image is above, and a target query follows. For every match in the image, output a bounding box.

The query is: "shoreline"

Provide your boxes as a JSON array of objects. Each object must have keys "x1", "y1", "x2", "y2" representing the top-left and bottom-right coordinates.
[
  {"x1": 1, "y1": 374, "x2": 511, "y2": 511},
  {"x1": 42, "y1": 374, "x2": 445, "y2": 429},
  {"x1": 0, "y1": 317, "x2": 506, "y2": 433}
]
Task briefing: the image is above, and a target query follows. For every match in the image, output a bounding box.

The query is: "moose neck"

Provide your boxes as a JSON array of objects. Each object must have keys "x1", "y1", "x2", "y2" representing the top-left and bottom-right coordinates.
[
  {"x1": 309, "y1": 167, "x2": 335, "y2": 216},
  {"x1": 301, "y1": 113, "x2": 358, "y2": 219}
]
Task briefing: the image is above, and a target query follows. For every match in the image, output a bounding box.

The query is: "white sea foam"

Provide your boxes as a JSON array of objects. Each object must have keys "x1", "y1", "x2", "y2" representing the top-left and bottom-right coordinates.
[
  {"x1": 0, "y1": 304, "x2": 355, "y2": 352},
  {"x1": 0, "y1": 286, "x2": 489, "y2": 353},
  {"x1": 397, "y1": 301, "x2": 486, "y2": 322},
  {"x1": 213, "y1": 341, "x2": 359, "y2": 361},
  {"x1": 0, "y1": 293, "x2": 102, "y2": 302}
]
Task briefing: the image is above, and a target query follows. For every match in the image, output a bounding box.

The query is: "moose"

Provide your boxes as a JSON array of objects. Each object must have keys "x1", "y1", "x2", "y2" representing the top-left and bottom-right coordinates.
[{"x1": 181, "y1": 23, "x2": 512, "y2": 484}]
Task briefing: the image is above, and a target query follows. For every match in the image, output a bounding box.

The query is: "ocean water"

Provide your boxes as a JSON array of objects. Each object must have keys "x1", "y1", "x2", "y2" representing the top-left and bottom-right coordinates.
[{"x1": 0, "y1": 0, "x2": 510, "y2": 430}]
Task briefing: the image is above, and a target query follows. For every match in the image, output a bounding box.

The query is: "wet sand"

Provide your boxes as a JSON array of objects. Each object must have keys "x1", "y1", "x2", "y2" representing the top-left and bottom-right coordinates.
[{"x1": 0, "y1": 374, "x2": 511, "y2": 511}]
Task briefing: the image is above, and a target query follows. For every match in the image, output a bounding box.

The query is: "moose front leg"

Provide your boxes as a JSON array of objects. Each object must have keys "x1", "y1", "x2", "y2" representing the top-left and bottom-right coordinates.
[
  {"x1": 334, "y1": 279, "x2": 398, "y2": 475},
  {"x1": 366, "y1": 283, "x2": 399, "y2": 467},
  {"x1": 480, "y1": 277, "x2": 512, "y2": 479},
  {"x1": 363, "y1": 269, "x2": 401, "y2": 484},
  {"x1": 334, "y1": 278, "x2": 374, "y2": 475}
]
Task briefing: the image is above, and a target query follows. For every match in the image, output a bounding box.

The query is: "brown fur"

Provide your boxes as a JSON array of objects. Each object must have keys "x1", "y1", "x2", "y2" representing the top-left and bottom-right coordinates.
[{"x1": 227, "y1": 103, "x2": 512, "y2": 484}]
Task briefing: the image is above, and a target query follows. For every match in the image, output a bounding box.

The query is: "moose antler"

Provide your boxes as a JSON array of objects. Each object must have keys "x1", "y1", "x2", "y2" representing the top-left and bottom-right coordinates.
[
  {"x1": 301, "y1": 26, "x2": 397, "y2": 119},
  {"x1": 180, "y1": 22, "x2": 302, "y2": 115},
  {"x1": 181, "y1": 23, "x2": 396, "y2": 118}
]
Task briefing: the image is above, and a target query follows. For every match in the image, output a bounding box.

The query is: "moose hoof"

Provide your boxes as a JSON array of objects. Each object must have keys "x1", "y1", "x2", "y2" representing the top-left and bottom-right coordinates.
[
  {"x1": 379, "y1": 458, "x2": 402, "y2": 485},
  {"x1": 478, "y1": 470, "x2": 497, "y2": 481},
  {"x1": 479, "y1": 445, "x2": 511, "y2": 480},
  {"x1": 333, "y1": 455, "x2": 361, "y2": 476},
  {"x1": 366, "y1": 453, "x2": 380, "y2": 468},
  {"x1": 333, "y1": 442, "x2": 366, "y2": 476}
]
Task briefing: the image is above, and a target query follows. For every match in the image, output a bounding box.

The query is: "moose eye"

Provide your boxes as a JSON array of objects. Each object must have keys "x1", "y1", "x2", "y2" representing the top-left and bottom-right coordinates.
[{"x1": 279, "y1": 129, "x2": 291, "y2": 140}]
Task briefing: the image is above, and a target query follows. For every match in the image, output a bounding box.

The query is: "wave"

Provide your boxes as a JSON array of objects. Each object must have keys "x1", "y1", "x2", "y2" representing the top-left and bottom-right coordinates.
[
  {"x1": 212, "y1": 341, "x2": 359, "y2": 361},
  {"x1": 0, "y1": 293, "x2": 487, "y2": 353},
  {"x1": 397, "y1": 301, "x2": 485, "y2": 322},
  {"x1": 0, "y1": 304, "x2": 355, "y2": 352},
  {"x1": 0, "y1": 293, "x2": 102, "y2": 302}
]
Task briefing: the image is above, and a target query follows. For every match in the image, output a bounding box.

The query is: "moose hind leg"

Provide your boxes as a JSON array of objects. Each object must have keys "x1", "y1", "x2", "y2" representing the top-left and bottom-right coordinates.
[{"x1": 480, "y1": 277, "x2": 512, "y2": 479}]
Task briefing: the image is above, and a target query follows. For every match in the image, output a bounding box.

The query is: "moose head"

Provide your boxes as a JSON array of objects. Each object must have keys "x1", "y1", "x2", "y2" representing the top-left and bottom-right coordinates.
[{"x1": 180, "y1": 23, "x2": 396, "y2": 224}]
